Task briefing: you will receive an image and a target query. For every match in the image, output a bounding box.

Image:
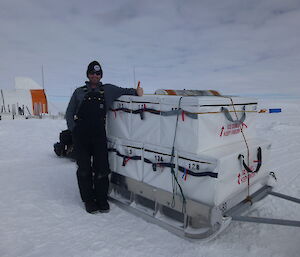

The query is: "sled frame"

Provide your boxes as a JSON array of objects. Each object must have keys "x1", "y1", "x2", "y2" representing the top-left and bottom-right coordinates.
[
  {"x1": 224, "y1": 186, "x2": 300, "y2": 227},
  {"x1": 108, "y1": 172, "x2": 270, "y2": 240}
]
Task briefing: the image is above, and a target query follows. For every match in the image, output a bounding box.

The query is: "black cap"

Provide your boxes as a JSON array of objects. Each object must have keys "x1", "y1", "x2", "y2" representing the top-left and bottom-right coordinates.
[{"x1": 86, "y1": 61, "x2": 103, "y2": 77}]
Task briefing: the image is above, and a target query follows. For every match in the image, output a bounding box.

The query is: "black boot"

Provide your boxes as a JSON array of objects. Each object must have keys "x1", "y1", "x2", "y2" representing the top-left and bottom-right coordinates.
[
  {"x1": 84, "y1": 201, "x2": 99, "y2": 214},
  {"x1": 98, "y1": 200, "x2": 110, "y2": 213},
  {"x1": 95, "y1": 176, "x2": 110, "y2": 213}
]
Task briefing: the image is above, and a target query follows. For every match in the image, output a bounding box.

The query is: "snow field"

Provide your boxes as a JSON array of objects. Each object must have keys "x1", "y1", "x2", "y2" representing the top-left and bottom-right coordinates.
[{"x1": 0, "y1": 99, "x2": 299, "y2": 257}]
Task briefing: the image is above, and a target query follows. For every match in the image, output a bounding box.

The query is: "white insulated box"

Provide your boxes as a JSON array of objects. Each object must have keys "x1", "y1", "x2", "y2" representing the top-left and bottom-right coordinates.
[
  {"x1": 107, "y1": 137, "x2": 271, "y2": 206},
  {"x1": 142, "y1": 144, "x2": 175, "y2": 193},
  {"x1": 130, "y1": 97, "x2": 161, "y2": 146},
  {"x1": 114, "y1": 138, "x2": 144, "y2": 181},
  {"x1": 203, "y1": 138, "x2": 271, "y2": 205},
  {"x1": 176, "y1": 151, "x2": 218, "y2": 205},
  {"x1": 107, "y1": 95, "x2": 258, "y2": 154},
  {"x1": 107, "y1": 99, "x2": 132, "y2": 140}
]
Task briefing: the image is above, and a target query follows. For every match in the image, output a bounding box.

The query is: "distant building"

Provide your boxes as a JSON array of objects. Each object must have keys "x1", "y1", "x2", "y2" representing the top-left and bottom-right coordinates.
[{"x1": 0, "y1": 77, "x2": 48, "y2": 116}]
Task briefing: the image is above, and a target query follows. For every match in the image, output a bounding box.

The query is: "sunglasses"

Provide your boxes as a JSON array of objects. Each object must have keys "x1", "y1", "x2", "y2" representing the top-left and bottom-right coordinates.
[{"x1": 89, "y1": 71, "x2": 102, "y2": 76}]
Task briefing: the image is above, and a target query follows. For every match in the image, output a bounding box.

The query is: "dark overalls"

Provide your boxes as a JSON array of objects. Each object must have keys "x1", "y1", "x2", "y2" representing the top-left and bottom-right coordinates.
[{"x1": 73, "y1": 86, "x2": 110, "y2": 204}]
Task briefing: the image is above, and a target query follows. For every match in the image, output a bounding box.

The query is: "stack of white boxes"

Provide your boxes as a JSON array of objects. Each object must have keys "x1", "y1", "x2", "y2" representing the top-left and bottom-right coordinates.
[{"x1": 107, "y1": 95, "x2": 271, "y2": 205}]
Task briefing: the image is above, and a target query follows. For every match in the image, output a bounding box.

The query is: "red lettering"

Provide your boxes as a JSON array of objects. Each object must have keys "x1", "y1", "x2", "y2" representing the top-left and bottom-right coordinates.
[
  {"x1": 237, "y1": 168, "x2": 256, "y2": 184},
  {"x1": 224, "y1": 131, "x2": 230, "y2": 136},
  {"x1": 232, "y1": 129, "x2": 240, "y2": 134},
  {"x1": 241, "y1": 176, "x2": 247, "y2": 183}
]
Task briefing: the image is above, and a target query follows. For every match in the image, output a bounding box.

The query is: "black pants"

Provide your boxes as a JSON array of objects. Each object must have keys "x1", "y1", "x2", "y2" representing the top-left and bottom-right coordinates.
[{"x1": 73, "y1": 125, "x2": 110, "y2": 203}]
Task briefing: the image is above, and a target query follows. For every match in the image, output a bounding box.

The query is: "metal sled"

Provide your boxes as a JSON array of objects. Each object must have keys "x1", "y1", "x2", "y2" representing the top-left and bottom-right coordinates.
[{"x1": 108, "y1": 172, "x2": 300, "y2": 240}]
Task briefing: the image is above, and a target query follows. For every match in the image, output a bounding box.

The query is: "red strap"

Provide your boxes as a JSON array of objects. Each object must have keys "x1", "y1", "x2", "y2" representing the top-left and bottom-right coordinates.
[
  {"x1": 181, "y1": 111, "x2": 185, "y2": 121},
  {"x1": 184, "y1": 172, "x2": 188, "y2": 181},
  {"x1": 220, "y1": 126, "x2": 224, "y2": 137},
  {"x1": 124, "y1": 157, "x2": 131, "y2": 166},
  {"x1": 182, "y1": 168, "x2": 188, "y2": 181}
]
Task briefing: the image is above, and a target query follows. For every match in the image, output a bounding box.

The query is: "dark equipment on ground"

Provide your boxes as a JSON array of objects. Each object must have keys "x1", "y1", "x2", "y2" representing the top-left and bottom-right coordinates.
[{"x1": 53, "y1": 129, "x2": 75, "y2": 160}]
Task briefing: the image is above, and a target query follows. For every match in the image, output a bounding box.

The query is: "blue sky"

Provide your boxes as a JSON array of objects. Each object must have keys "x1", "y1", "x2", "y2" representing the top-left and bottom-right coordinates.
[{"x1": 1, "y1": 0, "x2": 300, "y2": 103}]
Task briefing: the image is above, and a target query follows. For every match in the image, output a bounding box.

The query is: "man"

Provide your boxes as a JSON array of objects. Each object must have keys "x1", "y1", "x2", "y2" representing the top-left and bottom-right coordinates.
[{"x1": 66, "y1": 61, "x2": 143, "y2": 214}]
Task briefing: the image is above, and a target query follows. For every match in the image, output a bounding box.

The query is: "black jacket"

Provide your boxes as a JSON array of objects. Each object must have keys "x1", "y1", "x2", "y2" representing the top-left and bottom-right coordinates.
[{"x1": 66, "y1": 82, "x2": 137, "y2": 131}]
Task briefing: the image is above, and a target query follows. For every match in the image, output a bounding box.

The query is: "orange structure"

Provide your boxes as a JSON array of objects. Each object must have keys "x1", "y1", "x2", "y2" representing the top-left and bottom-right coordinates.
[{"x1": 30, "y1": 89, "x2": 48, "y2": 114}]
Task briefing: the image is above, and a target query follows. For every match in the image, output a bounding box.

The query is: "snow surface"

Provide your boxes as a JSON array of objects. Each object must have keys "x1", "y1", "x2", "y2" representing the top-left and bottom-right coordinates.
[{"x1": 0, "y1": 99, "x2": 300, "y2": 257}]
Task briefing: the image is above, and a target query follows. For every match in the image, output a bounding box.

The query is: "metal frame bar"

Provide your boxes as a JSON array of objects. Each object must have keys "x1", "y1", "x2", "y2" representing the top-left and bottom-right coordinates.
[
  {"x1": 269, "y1": 191, "x2": 300, "y2": 204},
  {"x1": 224, "y1": 185, "x2": 271, "y2": 217},
  {"x1": 231, "y1": 215, "x2": 300, "y2": 227},
  {"x1": 225, "y1": 187, "x2": 300, "y2": 228}
]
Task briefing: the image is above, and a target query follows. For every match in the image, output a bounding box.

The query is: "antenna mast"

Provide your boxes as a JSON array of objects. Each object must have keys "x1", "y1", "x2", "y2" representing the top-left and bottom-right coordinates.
[{"x1": 42, "y1": 65, "x2": 45, "y2": 90}]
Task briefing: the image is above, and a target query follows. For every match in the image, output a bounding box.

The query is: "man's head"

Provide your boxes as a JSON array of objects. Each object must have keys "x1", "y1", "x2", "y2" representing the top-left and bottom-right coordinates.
[{"x1": 87, "y1": 61, "x2": 103, "y2": 84}]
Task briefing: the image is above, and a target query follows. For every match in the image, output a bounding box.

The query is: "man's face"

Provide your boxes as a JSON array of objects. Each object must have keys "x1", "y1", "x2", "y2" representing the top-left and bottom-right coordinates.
[{"x1": 88, "y1": 72, "x2": 102, "y2": 84}]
